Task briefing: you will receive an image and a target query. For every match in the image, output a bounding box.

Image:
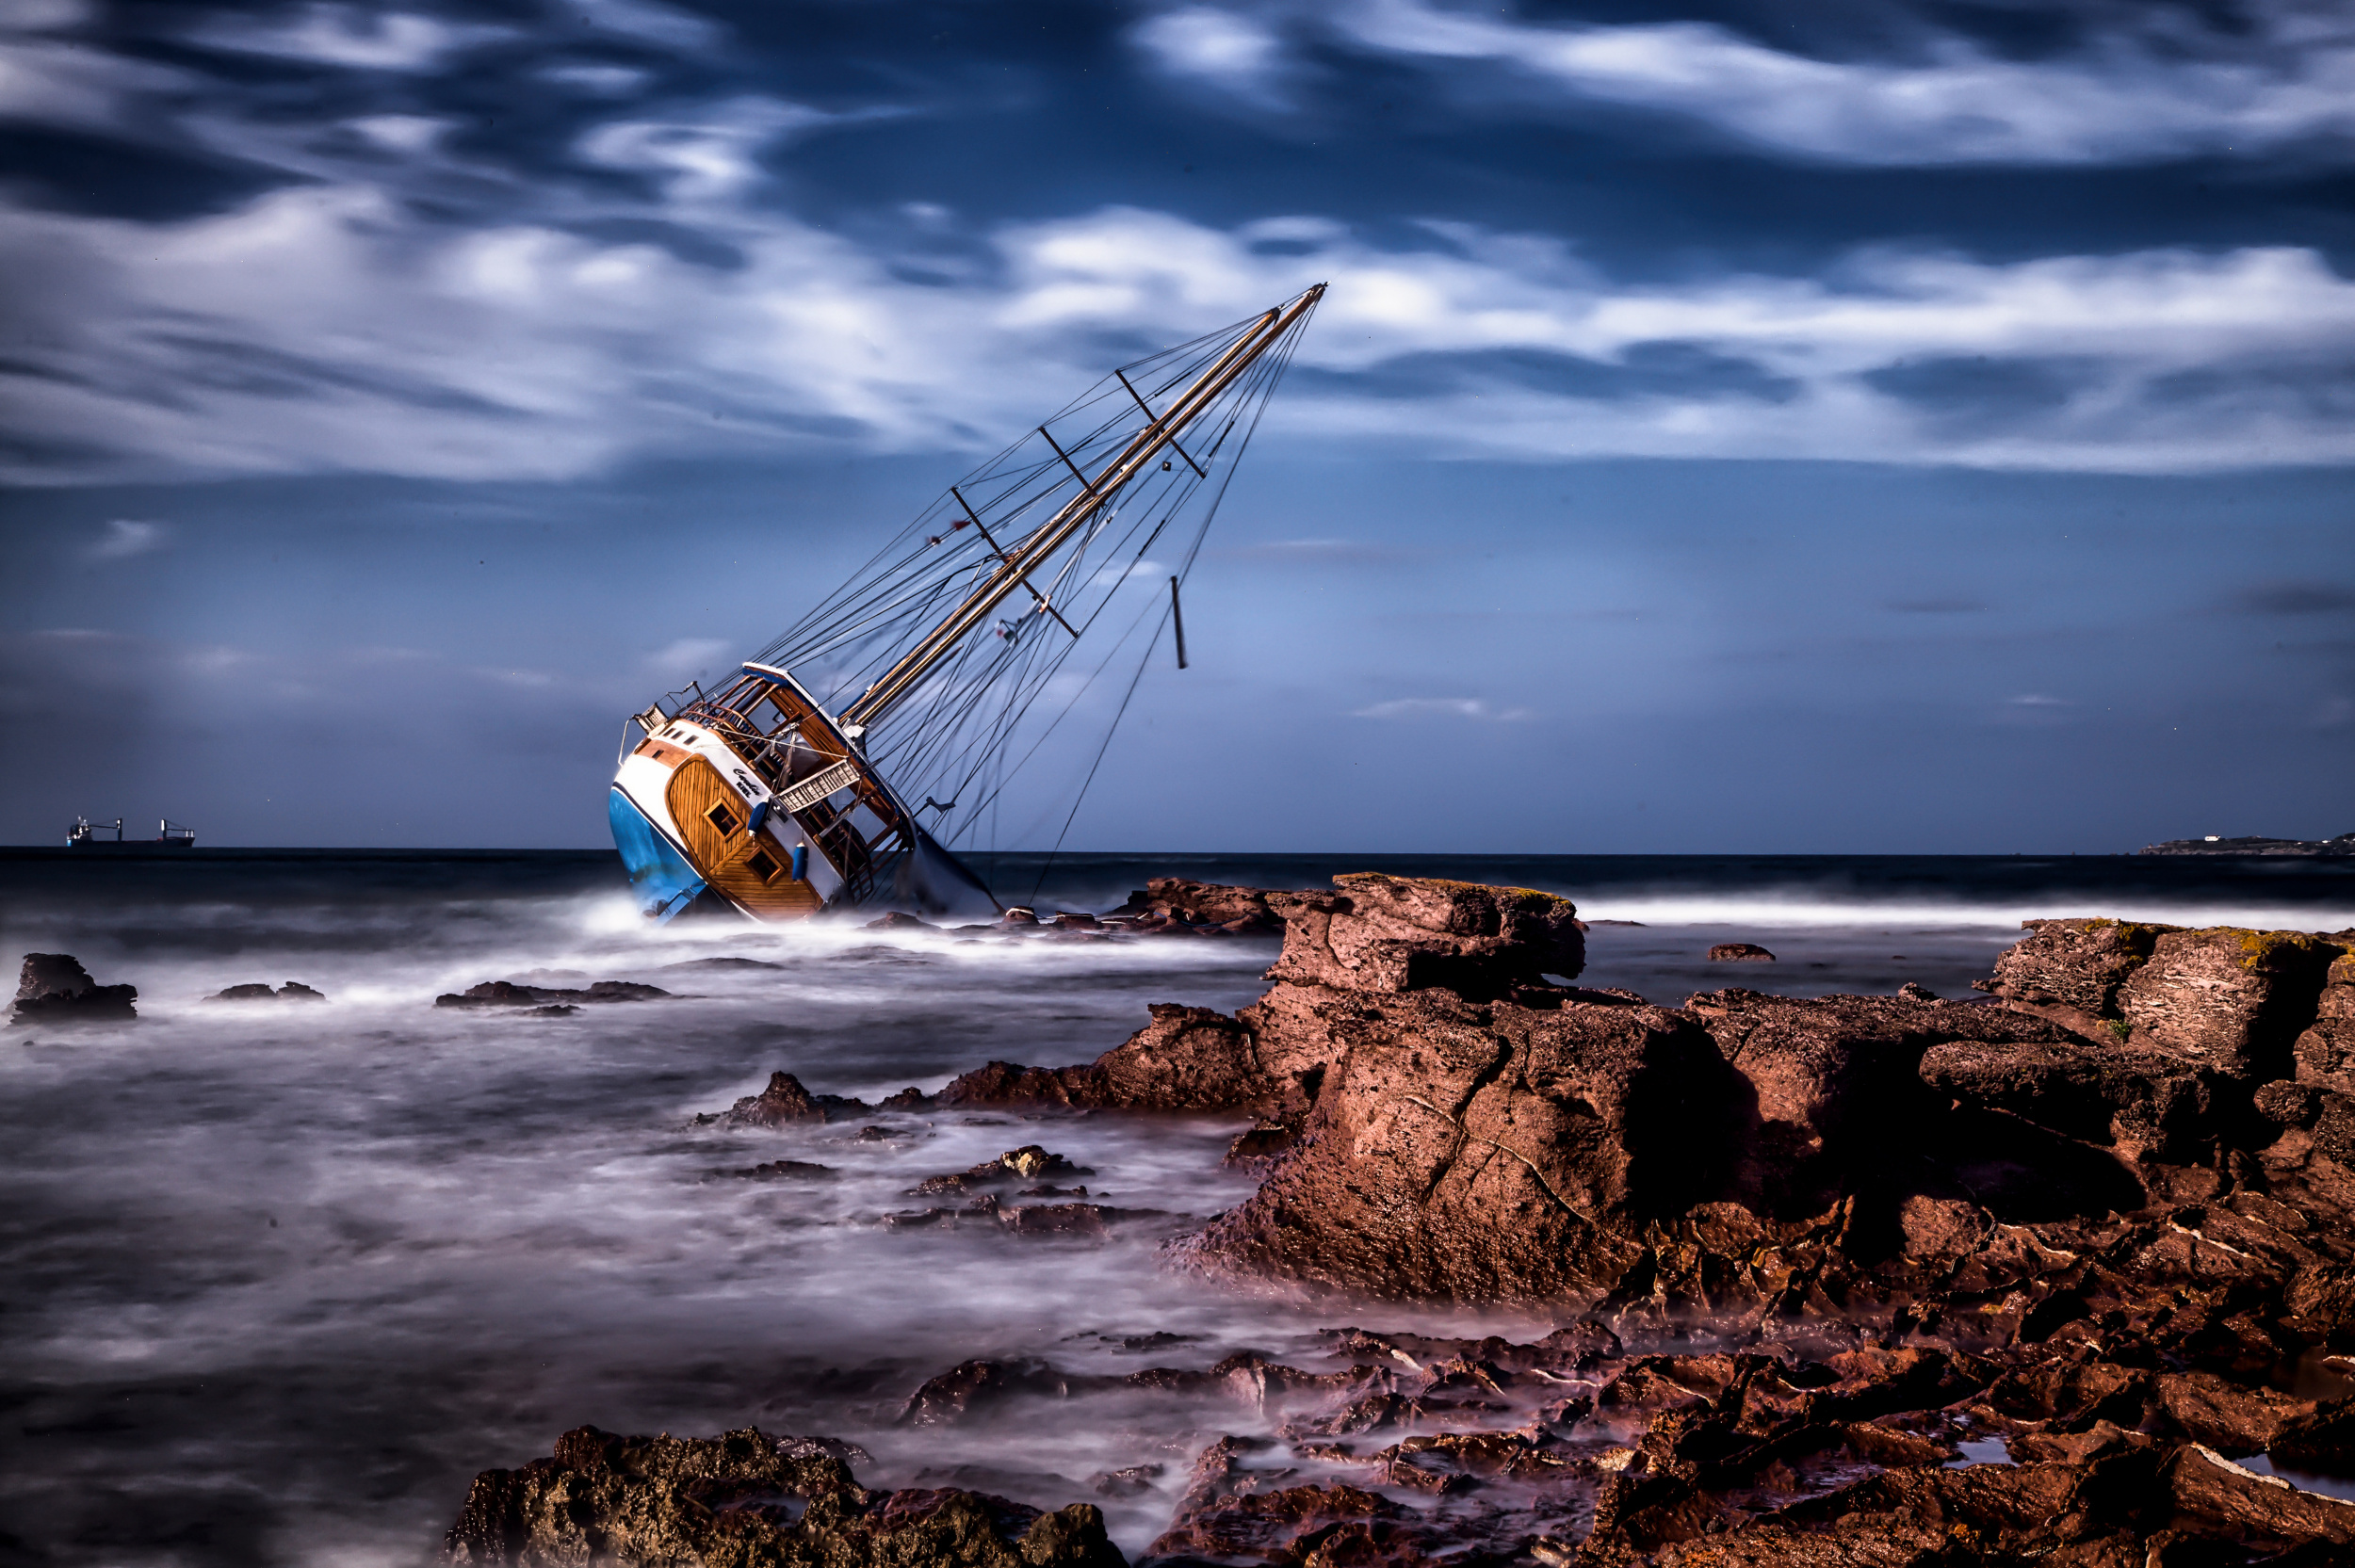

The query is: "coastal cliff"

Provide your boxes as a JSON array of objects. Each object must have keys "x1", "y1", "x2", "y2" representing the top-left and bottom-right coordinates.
[{"x1": 448, "y1": 877, "x2": 2355, "y2": 1567}]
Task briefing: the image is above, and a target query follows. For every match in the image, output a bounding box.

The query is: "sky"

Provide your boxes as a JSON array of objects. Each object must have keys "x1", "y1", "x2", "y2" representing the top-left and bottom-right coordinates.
[{"x1": 1, "y1": 0, "x2": 2350, "y2": 852}]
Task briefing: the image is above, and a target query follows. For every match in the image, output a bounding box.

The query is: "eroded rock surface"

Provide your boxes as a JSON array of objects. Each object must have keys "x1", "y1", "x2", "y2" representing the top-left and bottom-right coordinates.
[
  {"x1": 444, "y1": 1425, "x2": 1125, "y2": 1566},
  {"x1": 459, "y1": 883, "x2": 2355, "y2": 1567}
]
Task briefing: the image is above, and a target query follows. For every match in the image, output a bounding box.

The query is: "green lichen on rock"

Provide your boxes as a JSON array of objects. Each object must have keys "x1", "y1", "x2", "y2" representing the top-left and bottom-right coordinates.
[{"x1": 2229, "y1": 928, "x2": 2343, "y2": 975}]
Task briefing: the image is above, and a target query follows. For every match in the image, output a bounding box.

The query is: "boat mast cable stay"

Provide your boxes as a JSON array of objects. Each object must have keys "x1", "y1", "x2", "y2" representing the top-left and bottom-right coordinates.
[{"x1": 608, "y1": 284, "x2": 1325, "y2": 923}]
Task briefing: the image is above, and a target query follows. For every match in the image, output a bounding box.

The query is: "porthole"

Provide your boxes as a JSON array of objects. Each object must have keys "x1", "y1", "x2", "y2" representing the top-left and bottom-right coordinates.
[{"x1": 706, "y1": 801, "x2": 740, "y2": 835}]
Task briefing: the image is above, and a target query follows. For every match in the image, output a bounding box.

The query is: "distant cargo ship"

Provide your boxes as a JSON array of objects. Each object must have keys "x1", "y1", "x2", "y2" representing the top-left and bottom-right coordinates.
[
  {"x1": 68, "y1": 816, "x2": 195, "y2": 849},
  {"x1": 609, "y1": 285, "x2": 1325, "y2": 924}
]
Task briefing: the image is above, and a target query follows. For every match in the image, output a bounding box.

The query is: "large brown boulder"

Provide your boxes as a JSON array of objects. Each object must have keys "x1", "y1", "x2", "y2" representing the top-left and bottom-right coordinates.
[
  {"x1": 2118, "y1": 928, "x2": 2345, "y2": 1078},
  {"x1": 444, "y1": 1425, "x2": 1126, "y2": 1567},
  {"x1": 1264, "y1": 873, "x2": 1583, "y2": 998},
  {"x1": 942, "y1": 875, "x2": 1582, "y2": 1119},
  {"x1": 1176, "y1": 991, "x2": 1736, "y2": 1301}
]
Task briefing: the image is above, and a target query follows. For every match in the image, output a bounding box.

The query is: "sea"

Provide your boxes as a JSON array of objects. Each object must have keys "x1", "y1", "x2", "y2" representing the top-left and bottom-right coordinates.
[{"x1": 4, "y1": 849, "x2": 2352, "y2": 1566}]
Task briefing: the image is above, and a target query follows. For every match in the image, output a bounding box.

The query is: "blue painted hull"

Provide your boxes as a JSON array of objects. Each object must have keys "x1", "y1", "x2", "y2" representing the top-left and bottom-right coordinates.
[{"x1": 607, "y1": 787, "x2": 706, "y2": 923}]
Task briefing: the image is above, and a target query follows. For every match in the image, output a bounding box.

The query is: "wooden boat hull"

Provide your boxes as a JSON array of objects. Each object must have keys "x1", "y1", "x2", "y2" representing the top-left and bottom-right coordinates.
[{"x1": 608, "y1": 664, "x2": 994, "y2": 925}]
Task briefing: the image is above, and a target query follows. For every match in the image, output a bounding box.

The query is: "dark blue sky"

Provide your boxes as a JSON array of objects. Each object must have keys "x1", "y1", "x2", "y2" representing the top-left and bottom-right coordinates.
[{"x1": 2, "y1": 0, "x2": 2350, "y2": 850}]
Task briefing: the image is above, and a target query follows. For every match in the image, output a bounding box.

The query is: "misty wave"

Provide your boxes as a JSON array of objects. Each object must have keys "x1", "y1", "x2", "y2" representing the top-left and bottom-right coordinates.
[{"x1": 5, "y1": 849, "x2": 2352, "y2": 1564}]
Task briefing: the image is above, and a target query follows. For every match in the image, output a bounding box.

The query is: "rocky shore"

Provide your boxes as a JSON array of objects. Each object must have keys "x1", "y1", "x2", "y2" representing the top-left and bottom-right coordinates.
[{"x1": 442, "y1": 876, "x2": 2355, "y2": 1566}]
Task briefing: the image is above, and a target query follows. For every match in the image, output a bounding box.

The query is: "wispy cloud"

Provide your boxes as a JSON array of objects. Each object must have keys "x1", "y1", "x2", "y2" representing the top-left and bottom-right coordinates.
[
  {"x1": 190, "y1": 5, "x2": 512, "y2": 73},
  {"x1": 10, "y1": 177, "x2": 2355, "y2": 484},
  {"x1": 1224, "y1": 537, "x2": 1411, "y2": 564},
  {"x1": 1329, "y1": 0, "x2": 2355, "y2": 167},
  {"x1": 2007, "y1": 693, "x2": 2070, "y2": 706},
  {"x1": 6, "y1": 8, "x2": 2355, "y2": 487},
  {"x1": 1133, "y1": 8, "x2": 1289, "y2": 105},
  {"x1": 1354, "y1": 696, "x2": 1531, "y2": 720},
  {"x1": 88, "y1": 519, "x2": 168, "y2": 558}
]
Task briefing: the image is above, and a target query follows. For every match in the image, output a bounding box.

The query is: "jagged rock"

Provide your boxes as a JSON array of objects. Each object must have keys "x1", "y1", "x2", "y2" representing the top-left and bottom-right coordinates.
[
  {"x1": 209, "y1": 980, "x2": 326, "y2": 1002},
  {"x1": 11, "y1": 952, "x2": 137, "y2": 1023},
  {"x1": 2154, "y1": 1370, "x2": 2312, "y2": 1454},
  {"x1": 1920, "y1": 1033, "x2": 2229, "y2": 1163},
  {"x1": 1708, "y1": 944, "x2": 1776, "y2": 962},
  {"x1": 721, "y1": 1072, "x2": 870, "y2": 1127},
  {"x1": 900, "y1": 1361, "x2": 1096, "y2": 1426},
  {"x1": 1109, "y1": 878, "x2": 1285, "y2": 934},
  {"x1": 1978, "y1": 916, "x2": 2174, "y2": 1032},
  {"x1": 910, "y1": 1146, "x2": 1091, "y2": 1194},
  {"x1": 442, "y1": 1425, "x2": 1125, "y2": 1566},
  {"x1": 731, "y1": 1159, "x2": 836, "y2": 1180},
  {"x1": 2269, "y1": 1398, "x2": 2355, "y2": 1477},
  {"x1": 2283, "y1": 1263, "x2": 2355, "y2": 1343},
  {"x1": 1686, "y1": 989, "x2": 2102, "y2": 1216},
  {"x1": 1178, "y1": 991, "x2": 1734, "y2": 1300},
  {"x1": 2296, "y1": 950, "x2": 2355, "y2": 1092},
  {"x1": 435, "y1": 979, "x2": 668, "y2": 1008},
  {"x1": 937, "y1": 1002, "x2": 1325, "y2": 1121},
  {"x1": 2117, "y1": 928, "x2": 2346, "y2": 1079},
  {"x1": 864, "y1": 911, "x2": 937, "y2": 931},
  {"x1": 1264, "y1": 873, "x2": 1584, "y2": 998}
]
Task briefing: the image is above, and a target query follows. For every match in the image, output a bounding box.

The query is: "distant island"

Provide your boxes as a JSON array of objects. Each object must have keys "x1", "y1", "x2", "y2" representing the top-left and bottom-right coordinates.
[{"x1": 2142, "y1": 832, "x2": 2355, "y2": 856}]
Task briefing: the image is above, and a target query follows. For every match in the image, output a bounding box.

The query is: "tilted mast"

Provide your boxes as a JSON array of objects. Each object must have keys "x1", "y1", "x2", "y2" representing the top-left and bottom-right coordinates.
[{"x1": 841, "y1": 283, "x2": 1325, "y2": 731}]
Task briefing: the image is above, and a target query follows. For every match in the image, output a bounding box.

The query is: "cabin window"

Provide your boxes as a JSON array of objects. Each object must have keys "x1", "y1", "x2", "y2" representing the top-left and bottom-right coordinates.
[
  {"x1": 745, "y1": 849, "x2": 781, "y2": 882},
  {"x1": 706, "y1": 800, "x2": 740, "y2": 835}
]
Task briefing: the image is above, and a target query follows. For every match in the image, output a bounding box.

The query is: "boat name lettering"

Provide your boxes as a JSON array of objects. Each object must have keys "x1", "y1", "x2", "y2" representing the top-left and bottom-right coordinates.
[{"x1": 778, "y1": 761, "x2": 862, "y2": 812}]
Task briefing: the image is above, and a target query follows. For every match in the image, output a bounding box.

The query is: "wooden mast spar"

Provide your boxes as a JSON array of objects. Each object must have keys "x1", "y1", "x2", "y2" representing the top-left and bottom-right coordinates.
[
  {"x1": 841, "y1": 283, "x2": 1325, "y2": 731},
  {"x1": 626, "y1": 283, "x2": 1324, "y2": 919}
]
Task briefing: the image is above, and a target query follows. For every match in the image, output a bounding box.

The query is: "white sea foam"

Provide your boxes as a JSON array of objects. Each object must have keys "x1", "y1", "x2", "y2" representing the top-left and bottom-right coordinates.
[{"x1": 4, "y1": 851, "x2": 2350, "y2": 1564}]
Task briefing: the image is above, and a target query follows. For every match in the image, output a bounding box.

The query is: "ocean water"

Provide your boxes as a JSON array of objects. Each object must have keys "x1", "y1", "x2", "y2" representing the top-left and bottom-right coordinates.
[{"x1": 3, "y1": 849, "x2": 2352, "y2": 1566}]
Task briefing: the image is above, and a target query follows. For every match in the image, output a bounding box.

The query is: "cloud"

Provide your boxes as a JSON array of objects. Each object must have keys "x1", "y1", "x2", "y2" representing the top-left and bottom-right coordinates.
[
  {"x1": 1133, "y1": 8, "x2": 1288, "y2": 103},
  {"x1": 8, "y1": 168, "x2": 2355, "y2": 485},
  {"x1": 645, "y1": 638, "x2": 733, "y2": 682},
  {"x1": 1330, "y1": 0, "x2": 2355, "y2": 167},
  {"x1": 190, "y1": 5, "x2": 511, "y2": 73},
  {"x1": 2233, "y1": 581, "x2": 2355, "y2": 614},
  {"x1": 89, "y1": 519, "x2": 167, "y2": 558},
  {"x1": 577, "y1": 98, "x2": 838, "y2": 203},
  {"x1": 1354, "y1": 696, "x2": 1530, "y2": 720},
  {"x1": 1224, "y1": 537, "x2": 1411, "y2": 564},
  {"x1": 2007, "y1": 693, "x2": 2070, "y2": 706}
]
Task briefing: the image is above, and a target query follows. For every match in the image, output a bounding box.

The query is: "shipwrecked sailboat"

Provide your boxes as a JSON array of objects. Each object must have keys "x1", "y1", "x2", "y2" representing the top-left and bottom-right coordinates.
[{"x1": 609, "y1": 285, "x2": 1325, "y2": 923}]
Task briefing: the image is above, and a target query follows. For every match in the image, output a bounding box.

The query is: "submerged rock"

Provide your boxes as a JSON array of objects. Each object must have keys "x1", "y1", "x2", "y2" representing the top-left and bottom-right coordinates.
[
  {"x1": 434, "y1": 979, "x2": 669, "y2": 1008},
  {"x1": 721, "y1": 1071, "x2": 873, "y2": 1127},
  {"x1": 11, "y1": 952, "x2": 137, "y2": 1023},
  {"x1": 209, "y1": 980, "x2": 326, "y2": 1002},
  {"x1": 1707, "y1": 943, "x2": 1776, "y2": 962},
  {"x1": 442, "y1": 1425, "x2": 1125, "y2": 1566}
]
